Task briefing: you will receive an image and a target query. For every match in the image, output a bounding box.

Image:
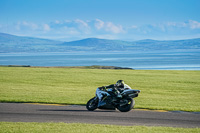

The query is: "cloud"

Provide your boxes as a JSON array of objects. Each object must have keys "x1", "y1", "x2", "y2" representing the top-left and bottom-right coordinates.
[
  {"x1": 105, "y1": 22, "x2": 124, "y2": 34},
  {"x1": 188, "y1": 20, "x2": 200, "y2": 29},
  {"x1": 94, "y1": 19, "x2": 124, "y2": 34},
  {"x1": 95, "y1": 19, "x2": 104, "y2": 30},
  {"x1": 47, "y1": 19, "x2": 124, "y2": 35},
  {"x1": 160, "y1": 20, "x2": 200, "y2": 30},
  {"x1": 75, "y1": 19, "x2": 89, "y2": 28},
  {"x1": 132, "y1": 20, "x2": 200, "y2": 33},
  {"x1": 130, "y1": 25, "x2": 138, "y2": 29},
  {"x1": 125, "y1": 20, "x2": 200, "y2": 40},
  {"x1": 17, "y1": 21, "x2": 38, "y2": 30},
  {"x1": 43, "y1": 24, "x2": 50, "y2": 31},
  {"x1": 54, "y1": 20, "x2": 61, "y2": 24},
  {"x1": 48, "y1": 19, "x2": 91, "y2": 35},
  {"x1": 74, "y1": 19, "x2": 91, "y2": 34},
  {"x1": 0, "y1": 19, "x2": 199, "y2": 41}
]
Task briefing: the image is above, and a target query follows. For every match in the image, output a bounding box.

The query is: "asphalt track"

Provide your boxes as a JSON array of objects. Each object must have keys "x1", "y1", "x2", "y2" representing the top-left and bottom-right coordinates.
[{"x1": 0, "y1": 103, "x2": 199, "y2": 128}]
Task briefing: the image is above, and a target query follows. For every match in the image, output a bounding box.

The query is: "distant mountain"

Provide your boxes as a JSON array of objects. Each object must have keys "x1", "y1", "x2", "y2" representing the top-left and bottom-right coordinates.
[
  {"x1": 60, "y1": 38, "x2": 132, "y2": 51},
  {"x1": 0, "y1": 33, "x2": 61, "y2": 45},
  {"x1": 132, "y1": 38, "x2": 200, "y2": 50},
  {"x1": 0, "y1": 33, "x2": 62, "y2": 52},
  {"x1": 0, "y1": 32, "x2": 200, "y2": 53}
]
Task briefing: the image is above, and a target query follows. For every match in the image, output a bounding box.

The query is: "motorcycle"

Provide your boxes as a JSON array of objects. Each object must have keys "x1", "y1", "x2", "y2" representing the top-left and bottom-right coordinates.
[{"x1": 86, "y1": 88, "x2": 140, "y2": 112}]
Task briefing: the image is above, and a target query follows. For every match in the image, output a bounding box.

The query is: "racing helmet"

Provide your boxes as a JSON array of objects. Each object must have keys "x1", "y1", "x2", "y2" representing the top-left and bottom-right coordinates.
[{"x1": 116, "y1": 80, "x2": 125, "y2": 87}]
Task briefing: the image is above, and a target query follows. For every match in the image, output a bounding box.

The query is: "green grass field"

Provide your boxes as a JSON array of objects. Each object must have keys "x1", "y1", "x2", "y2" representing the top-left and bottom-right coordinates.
[
  {"x1": 0, "y1": 122, "x2": 199, "y2": 133},
  {"x1": 0, "y1": 67, "x2": 200, "y2": 112}
]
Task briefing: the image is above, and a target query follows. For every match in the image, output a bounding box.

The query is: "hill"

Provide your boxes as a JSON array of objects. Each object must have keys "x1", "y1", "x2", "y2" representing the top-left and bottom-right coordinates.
[
  {"x1": 0, "y1": 32, "x2": 200, "y2": 52},
  {"x1": 0, "y1": 33, "x2": 61, "y2": 52},
  {"x1": 132, "y1": 38, "x2": 200, "y2": 50},
  {"x1": 60, "y1": 38, "x2": 132, "y2": 51}
]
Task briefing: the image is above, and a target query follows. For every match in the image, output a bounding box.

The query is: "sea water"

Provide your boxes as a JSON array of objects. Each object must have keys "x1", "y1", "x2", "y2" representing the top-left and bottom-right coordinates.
[{"x1": 0, "y1": 50, "x2": 200, "y2": 70}]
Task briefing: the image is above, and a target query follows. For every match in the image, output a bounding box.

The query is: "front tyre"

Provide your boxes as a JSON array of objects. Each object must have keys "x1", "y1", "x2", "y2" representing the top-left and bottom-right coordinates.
[
  {"x1": 86, "y1": 97, "x2": 98, "y2": 111},
  {"x1": 117, "y1": 98, "x2": 135, "y2": 112}
]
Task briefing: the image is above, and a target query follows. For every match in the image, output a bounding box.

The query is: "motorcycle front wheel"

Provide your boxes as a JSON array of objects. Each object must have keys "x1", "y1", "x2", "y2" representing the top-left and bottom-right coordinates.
[
  {"x1": 117, "y1": 97, "x2": 135, "y2": 112},
  {"x1": 86, "y1": 97, "x2": 98, "y2": 111}
]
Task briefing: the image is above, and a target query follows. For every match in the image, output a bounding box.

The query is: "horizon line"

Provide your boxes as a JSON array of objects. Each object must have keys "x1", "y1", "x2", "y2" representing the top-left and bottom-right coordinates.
[{"x1": 0, "y1": 32, "x2": 200, "y2": 42}]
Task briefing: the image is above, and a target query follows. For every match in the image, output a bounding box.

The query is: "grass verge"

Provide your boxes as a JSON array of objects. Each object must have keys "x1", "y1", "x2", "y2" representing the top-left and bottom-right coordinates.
[
  {"x1": 0, "y1": 122, "x2": 199, "y2": 133},
  {"x1": 0, "y1": 67, "x2": 200, "y2": 112}
]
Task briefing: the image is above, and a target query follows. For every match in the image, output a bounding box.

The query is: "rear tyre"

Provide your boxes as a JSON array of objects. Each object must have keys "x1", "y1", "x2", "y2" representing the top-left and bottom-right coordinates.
[
  {"x1": 86, "y1": 97, "x2": 98, "y2": 111},
  {"x1": 117, "y1": 98, "x2": 135, "y2": 112}
]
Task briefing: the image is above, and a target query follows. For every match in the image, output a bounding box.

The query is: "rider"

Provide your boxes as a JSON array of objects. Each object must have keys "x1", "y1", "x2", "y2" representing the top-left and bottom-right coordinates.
[{"x1": 96, "y1": 80, "x2": 132, "y2": 107}]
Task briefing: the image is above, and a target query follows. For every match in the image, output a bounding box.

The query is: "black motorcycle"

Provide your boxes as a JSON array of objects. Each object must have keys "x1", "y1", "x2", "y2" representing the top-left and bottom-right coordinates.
[{"x1": 86, "y1": 88, "x2": 140, "y2": 112}]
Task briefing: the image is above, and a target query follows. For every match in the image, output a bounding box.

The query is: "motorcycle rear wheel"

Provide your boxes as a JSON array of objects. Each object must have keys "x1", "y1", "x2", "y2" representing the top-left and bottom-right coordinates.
[
  {"x1": 86, "y1": 97, "x2": 98, "y2": 111},
  {"x1": 117, "y1": 97, "x2": 135, "y2": 112}
]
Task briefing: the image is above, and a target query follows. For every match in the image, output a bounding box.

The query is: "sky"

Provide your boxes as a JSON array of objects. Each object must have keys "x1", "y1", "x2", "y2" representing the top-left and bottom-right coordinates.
[{"x1": 0, "y1": 0, "x2": 200, "y2": 41}]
